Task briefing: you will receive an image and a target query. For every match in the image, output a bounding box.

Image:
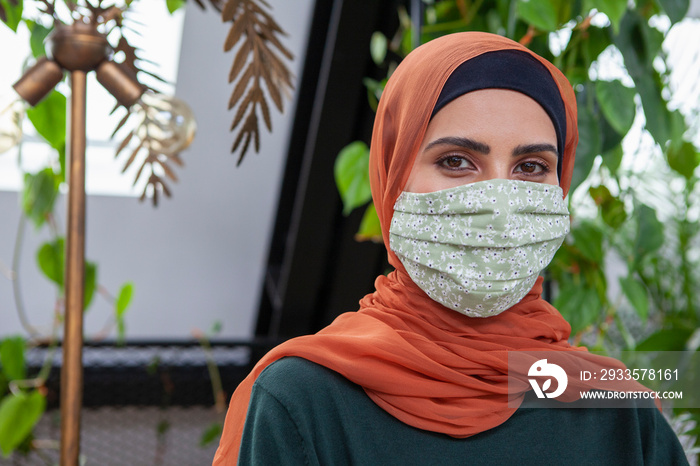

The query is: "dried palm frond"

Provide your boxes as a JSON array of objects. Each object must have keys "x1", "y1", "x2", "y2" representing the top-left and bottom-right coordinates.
[
  {"x1": 112, "y1": 102, "x2": 187, "y2": 207},
  {"x1": 221, "y1": 0, "x2": 294, "y2": 165},
  {"x1": 107, "y1": 6, "x2": 176, "y2": 205},
  {"x1": 113, "y1": 35, "x2": 169, "y2": 86},
  {"x1": 140, "y1": 172, "x2": 171, "y2": 207}
]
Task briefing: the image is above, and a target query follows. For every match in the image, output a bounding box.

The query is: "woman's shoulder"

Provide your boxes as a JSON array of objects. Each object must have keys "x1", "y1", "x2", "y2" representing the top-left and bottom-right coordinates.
[
  {"x1": 256, "y1": 356, "x2": 352, "y2": 390},
  {"x1": 252, "y1": 356, "x2": 367, "y2": 411},
  {"x1": 257, "y1": 356, "x2": 335, "y2": 383}
]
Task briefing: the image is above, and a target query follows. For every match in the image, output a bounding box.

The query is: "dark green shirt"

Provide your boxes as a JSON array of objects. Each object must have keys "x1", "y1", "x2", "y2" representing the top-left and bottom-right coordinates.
[{"x1": 239, "y1": 357, "x2": 689, "y2": 465}]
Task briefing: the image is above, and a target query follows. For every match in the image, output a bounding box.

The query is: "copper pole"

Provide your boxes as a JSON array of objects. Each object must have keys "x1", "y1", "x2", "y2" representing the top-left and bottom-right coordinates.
[{"x1": 60, "y1": 70, "x2": 87, "y2": 466}]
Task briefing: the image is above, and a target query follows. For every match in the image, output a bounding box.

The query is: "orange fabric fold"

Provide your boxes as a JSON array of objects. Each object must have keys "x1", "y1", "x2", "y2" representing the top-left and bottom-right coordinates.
[{"x1": 213, "y1": 32, "x2": 631, "y2": 465}]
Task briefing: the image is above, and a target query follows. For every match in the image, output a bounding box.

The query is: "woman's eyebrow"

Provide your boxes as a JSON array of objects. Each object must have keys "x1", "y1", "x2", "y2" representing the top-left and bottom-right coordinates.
[
  {"x1": 424, "y1": 136, "x2": 490, "y2": 154},
  {"x1": 512, "y1": 143, "x2": 558, "y2": 157}
]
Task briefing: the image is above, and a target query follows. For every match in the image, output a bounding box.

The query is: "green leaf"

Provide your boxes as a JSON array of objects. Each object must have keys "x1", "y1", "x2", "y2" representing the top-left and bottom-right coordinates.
[
  {"x1": 199, "y1": 422, "x2": 223, "y2": 447},
  {"x1": 636, "y1": 72, "x2": 672, "y2": 146},
  {"x1": 554, "y1": 280, "x2": 601, "y2": 334},
  {"x1": 571, "y1": 221, "x2": 604, "y2": 262},
  {"x1": 571, "y1": 102, "x2": 600, "y2": 192},
  {"x1": 166, "y1": 0, "x2": 185, "y2": 14},
  {"x1": 362, "y1": 77, "x2": 386, "y2": 112},
  {"x1": 400, "y1": 25, "x2": 414, "y2": 56},
  {"x1": 619, "y1": 275, "x2": 649, "y2": 322},
  {"x1": 147, "y1": 356, "x2": 160, "y2": 375},
  {"x1": 667, "y1": 141, "x2": 699, "y2": 179},
  {"x1": 0, "y1": 390, "x2": 46, "y2": 457},
  {"x1": 355, "y1": 202, "x2": 382, "y2": 242},
  {"x1": 636, "y1": 328, "x2": 693, "y2": 351},
  {"x1": 598, "y1": 101, "x2": 626, "y2": 156},
  {"x1": 587, "y1": 0, "x2": 627, "y2": 33},
  {"x1": 517, "y1": 0, "x2": 559, "y2": 31},
  {"x1": 157, "y1": 419, "x2": 171, "y2": 436},
  {"x1": 601, "y1": 144, "x2": 623, "y2": 175},
  {"x1": 36, "y1": 239, "x2": 98, "y2": 311},
  {"x1": 595, "y1": 80, "x2": 636, "y2": 135},
  {"x1": 0, "y1": 337, "x2": 26, "y2": 381},
  {"x1": 614, "y1": 11, "x2": 664, "y2": 78},
  {"x1": 84, "y1": 261, "x2": 98, "y2": 311},
  {"x1": 632, "y1": 204, "x2": 663, "y2": 265},
  {"x1": 22, "y1": 168, "x2": 60, "y2": 229},
  {"x1": 655, "y1": 0, "x2": 689, "y2": 24},
  {"x1": 370, "y1": 32, "x2": 388, "y2": 65},
  {"x1": 581, "y1": 27, "x2": 611, "y2": 66},
  {"x1": 168, "y1": 0, "x2": 186, "y2": 13},
  {"x1": 334, "y1": 141, "x2": 372, "y2": 216},
  {"x1": 58, "y1": 145, "x2": 66, "y2": 182},
  {"x1": 26, "y1": 20, "x2": 51, "y2": 57},
  {"x1": 0, "y1": 0, "x2": 23, "y2": 32},
  {"x1": 26, "y1": 90, "x2": 66, "y2": 151},
  {"x1": 117, "y1": 318, "x2": 126, "y2": 344},
  {"x1": 37, "y1": 238, "x2": 64, "y2": 287},
  {"x1": 116, "y1": 282, "x2": 134, "y2": 318},
  {"x1": 614, "y1": 12, "x2": 670, "y2": 145},
  {"x1": 589, "y1": 185, "x2": 626, "y2": 229},
  {"x1": 210, "y1": 320, "x2": 222, "y2": 335}
]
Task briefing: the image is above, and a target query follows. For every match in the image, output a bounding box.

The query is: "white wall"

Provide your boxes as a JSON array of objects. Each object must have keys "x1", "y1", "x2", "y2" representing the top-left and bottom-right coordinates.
[{"x1": 0, "y1": 1, "x2": 314, "y2": 340}]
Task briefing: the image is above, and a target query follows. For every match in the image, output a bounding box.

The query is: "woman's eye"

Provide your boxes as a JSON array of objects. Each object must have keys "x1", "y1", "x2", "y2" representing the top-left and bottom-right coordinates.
[
  {"x1": 517, "y1": 161, "x2": 545, "y2": 174},
  {"x1": 440, "y1": 156, "x2": 471, "y2": 169}
]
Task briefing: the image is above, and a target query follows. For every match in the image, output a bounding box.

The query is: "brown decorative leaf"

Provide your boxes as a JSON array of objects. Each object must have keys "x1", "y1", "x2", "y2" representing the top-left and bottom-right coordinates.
[
  {"x1": 106, "y1": 11, "x2": 183, "y2": 205},
  {"x1": 140, "y1": 173, "x2": 172, "y2": 207},
  {"x1": 115, "y1": 36, "x2": 140, "y2": 75},
  {"x1": 158, "y1": 157, "x2": 178, "y2": 182},
  {"x1": 113, "y1": 26, "x2": 167, "y2": 87},
  {"x1": 115, "y1": 130, "x2": 134, "y2": 158},
  {"x1": 160, "y1": 178, "x2": 171, "y2": 197},
  {"x1": 169, "y1": 154, "x2": 184, "y2": 167},
  {"x1": 258, "y1": 89, "x2": 271, "y2": 131},
  {"x1": 228, "y1": 63, "x2": 254, "y2": 109},
  {"x1": 122, "y1": 139, "x2": 145, "y2": 173},
  {"x1": 224, "y1": 10, "x2": 248, "y2": 51},
  {"x1": 112, "y1": 93, "x2": 188, "y2": 205},
  {"x1": 222, "y1": 0, "x2": 243, "y2": 21},
  {"x1": 230, "y1": 86, "x2": 256, "y2": 130},
  {"x1": 229, "y1": 40, "x2": 252, "y2": 81},
  {"x1": 222, "y1": 0, "x2": 294, "y2": 165},
  {"x1": 132, "y1": 153, "x2": 154, "y2": 187},
  {"x1": 231, "y1": 122, "x2": 249, "y2": 154},
  {"x1": 258, "y1": 61, "x2": 283, "y2": 111},
  {"x1": 252, "y1": 114, "x2": 260, "y2": 152},
  {"x1": 111, "y1": 109, "x2": 133, "y2": 139},
  {"x1": 207, "y1": 0, "x2": 226, "y2": 12}
]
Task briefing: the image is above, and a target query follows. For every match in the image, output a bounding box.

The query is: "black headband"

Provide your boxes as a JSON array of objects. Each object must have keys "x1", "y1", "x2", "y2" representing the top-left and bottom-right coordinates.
[{"x1": 431, "y1": 49, "x2": 566, "y2": 180}]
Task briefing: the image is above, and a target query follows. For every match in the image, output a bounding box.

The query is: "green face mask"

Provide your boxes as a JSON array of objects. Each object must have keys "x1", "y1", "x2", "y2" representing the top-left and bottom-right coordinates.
[{"x1": 389, "y1": 179, "x2": 570, "y2": 317}]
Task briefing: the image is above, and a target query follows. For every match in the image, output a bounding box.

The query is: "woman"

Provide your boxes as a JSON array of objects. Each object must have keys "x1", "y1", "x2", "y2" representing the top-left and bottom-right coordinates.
[{"x1": 214, "y1": 32, "x2": 688, "y2": 465}]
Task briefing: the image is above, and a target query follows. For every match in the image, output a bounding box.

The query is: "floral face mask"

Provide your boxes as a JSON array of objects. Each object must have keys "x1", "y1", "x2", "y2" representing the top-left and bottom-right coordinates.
[{"x1": 389, "y1": 179, "x2": 570, "y2": 318}]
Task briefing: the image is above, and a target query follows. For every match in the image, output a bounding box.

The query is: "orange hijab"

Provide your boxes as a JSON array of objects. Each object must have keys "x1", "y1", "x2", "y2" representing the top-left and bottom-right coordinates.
[{"x1": 214, "y1": 32, "x2": 623, "y2": 465}]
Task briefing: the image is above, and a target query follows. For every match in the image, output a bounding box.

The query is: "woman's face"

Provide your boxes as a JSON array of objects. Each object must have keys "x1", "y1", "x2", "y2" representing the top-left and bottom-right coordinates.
[{"x1": 404, "y1": 89, "x2": 559, "y2": 193}]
